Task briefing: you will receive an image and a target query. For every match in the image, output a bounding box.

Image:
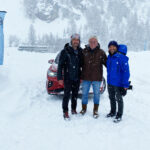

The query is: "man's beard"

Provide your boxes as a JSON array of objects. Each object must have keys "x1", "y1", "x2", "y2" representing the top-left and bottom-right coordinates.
[{"x1": 72, "y1": 43, "x2": 79, "y2": 47}]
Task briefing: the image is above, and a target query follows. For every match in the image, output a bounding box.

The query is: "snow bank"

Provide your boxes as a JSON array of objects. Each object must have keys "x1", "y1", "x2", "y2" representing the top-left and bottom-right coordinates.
[{"x1": 0, "y1": 48, "x2": 150, "y2": 150}]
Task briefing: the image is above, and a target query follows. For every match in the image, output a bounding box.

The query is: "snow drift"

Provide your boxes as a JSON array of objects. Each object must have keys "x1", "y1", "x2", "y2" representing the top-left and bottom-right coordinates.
[{"x1": 0, "y1": 47, "x2": 150, "y2": 150}]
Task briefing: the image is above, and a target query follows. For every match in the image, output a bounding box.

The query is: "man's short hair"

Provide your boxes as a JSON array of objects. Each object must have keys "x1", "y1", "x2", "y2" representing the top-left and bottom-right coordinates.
[{"x1": 89, "y1": 36, "x2": 98, "y2": 42}]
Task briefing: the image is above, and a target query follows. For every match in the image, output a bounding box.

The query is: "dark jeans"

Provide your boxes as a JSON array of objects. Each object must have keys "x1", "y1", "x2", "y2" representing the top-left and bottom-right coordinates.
[
  {"x1": 63, "y1": 80, "x2": 80, "y2": 113},
  {"x1": 108, "y1": 85, "x2": 124, "y2": 116}
]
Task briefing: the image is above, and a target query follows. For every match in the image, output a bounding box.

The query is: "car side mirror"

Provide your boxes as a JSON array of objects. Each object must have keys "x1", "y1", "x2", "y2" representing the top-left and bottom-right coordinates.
[{"x1": 48, "y1": 59, "x2": 54, "y2": 64}]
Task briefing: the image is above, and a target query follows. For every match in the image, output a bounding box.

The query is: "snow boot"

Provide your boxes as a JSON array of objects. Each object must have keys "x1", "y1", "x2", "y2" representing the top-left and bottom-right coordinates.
[
  {"x1": 80, "y1": 104, "x2": 87, "y2": 115},
  {"x1": 113, "y1": 114, "x2": 122, "y2": 123},
  {"x1": 106, "y1": 112, "x2": 116, "y2": 118},
  {"x1": 71, "y1": 110, "x2": 77, "y2": 115},
  {"x1": 93, "y1": 104, "x2": 99, "y2": 119},
  {"x1": 63, "y1": 112, "x2": 70, "y2": 120}
]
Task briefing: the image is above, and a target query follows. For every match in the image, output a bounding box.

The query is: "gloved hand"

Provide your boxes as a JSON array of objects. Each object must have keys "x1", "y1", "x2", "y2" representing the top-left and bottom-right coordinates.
[{"x1": 120, "y1": 87, "x2": 127, "y2": 96}]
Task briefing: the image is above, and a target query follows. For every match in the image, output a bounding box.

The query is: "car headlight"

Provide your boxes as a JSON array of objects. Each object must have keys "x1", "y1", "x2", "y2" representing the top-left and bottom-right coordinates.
[{"x1": 47, "y1": 70, "x2": 57, "y2": 77}]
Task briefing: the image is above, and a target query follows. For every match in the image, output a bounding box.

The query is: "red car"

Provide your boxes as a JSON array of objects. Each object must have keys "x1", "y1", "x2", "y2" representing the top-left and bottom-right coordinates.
[{"x1": 46, "y1": 52, "x2": 106, "y2": 95}]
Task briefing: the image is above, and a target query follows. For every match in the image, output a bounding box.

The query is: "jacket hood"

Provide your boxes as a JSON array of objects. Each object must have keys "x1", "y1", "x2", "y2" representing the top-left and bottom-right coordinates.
[
  {"x1": 64, "y1": 43, "x2": 70, "y2": 48},
  {"x1": 108, "y1": 51, "x2": 129, "y2": 61},
  {"x1": 118, "y1": 44, "x2": 127, "y2": 55}
]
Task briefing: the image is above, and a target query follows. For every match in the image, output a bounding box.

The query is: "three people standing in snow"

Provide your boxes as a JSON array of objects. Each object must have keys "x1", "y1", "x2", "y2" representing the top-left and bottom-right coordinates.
[{"x1": 57, "y1": 34, "x2": 130, "y2": 122}]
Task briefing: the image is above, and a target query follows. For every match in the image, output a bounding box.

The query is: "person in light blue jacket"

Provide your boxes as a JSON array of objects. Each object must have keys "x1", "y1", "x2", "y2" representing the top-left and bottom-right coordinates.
[{"x1": 106, "y1": 41, "x2": 130, "y2": 123}]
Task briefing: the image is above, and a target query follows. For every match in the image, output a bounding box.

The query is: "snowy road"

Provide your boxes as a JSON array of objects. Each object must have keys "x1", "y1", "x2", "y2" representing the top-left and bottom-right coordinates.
[{"x1": 0, "y1": 48, "x2": 150, "y2": 150}]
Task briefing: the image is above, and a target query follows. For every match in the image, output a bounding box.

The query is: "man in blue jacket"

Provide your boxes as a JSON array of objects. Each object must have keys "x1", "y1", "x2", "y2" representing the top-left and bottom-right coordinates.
[{"x1": 106, "y1": 41, "x2": 130, "y2": 123}]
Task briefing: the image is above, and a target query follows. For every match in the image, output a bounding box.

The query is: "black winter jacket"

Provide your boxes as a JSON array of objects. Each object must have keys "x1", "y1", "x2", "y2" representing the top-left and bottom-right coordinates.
[{"x1": 57, "y1": 43, "x2": 83, "y2": 81}]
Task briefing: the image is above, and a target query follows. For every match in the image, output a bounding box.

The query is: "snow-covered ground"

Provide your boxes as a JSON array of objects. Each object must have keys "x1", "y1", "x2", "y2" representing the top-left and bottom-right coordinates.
[{"x1": 0, "y1": 48, "x2": 150, "y2": 150}]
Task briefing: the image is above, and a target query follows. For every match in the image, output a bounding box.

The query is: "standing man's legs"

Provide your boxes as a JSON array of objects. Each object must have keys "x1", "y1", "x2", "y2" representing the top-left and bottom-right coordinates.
[
  {"x1": 82, "y1": 80, "x2": 91, "y2": 105},
  {"x1": 92, "y1": 81, "x2": 101, "y2": 104},
  {"x1": 115, "y1": 87, "x2": 123, "y2": 117},
  {"x1": 107, "y1": 85, "x2": 116, "y2": 117},
  {"x1": 92, "y1": 81, "x2": 101, "y2": 118},
  {"x1": 71, "y1": 80, "x2": 80, "y2": 113},
  {"x1": 80, "y1": 80, "x2": 91, "y2": 114},
  {"x1": 63, "y1": 80, "x2": 72, "y2": 113}
]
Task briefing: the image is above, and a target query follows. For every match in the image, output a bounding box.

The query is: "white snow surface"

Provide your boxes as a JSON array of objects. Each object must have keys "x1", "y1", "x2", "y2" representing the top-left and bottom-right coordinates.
[{"x1": 0, "y1": 48, "x2": 150, "y2": 150}]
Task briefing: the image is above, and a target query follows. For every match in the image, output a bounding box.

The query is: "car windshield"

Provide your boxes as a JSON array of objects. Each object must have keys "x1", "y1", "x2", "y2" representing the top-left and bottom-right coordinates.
[{"x1": 55, "y1": 52, "x2": 61, "y2": 64}]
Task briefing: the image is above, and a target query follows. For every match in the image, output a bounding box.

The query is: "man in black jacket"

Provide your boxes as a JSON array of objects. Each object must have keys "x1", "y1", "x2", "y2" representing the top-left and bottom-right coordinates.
[{"x1": 57, "y1": 34, "x2": 82, "y2": 120}]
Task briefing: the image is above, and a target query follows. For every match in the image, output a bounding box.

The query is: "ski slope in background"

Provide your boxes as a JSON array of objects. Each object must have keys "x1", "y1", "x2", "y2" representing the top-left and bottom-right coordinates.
[{"x1": 0, "y1": 48, "x2": 150, "y2": 150}]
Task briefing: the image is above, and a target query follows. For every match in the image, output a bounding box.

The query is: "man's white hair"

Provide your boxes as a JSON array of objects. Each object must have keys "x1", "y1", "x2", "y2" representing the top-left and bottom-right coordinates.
[{"x1": 88, "y1": 36, "x2": 98, "y2": 42}]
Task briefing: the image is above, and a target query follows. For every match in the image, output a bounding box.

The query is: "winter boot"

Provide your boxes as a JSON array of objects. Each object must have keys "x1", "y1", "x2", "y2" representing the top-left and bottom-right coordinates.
[
  {"x1": 93, "y1": 104, "x2": 99, "y2": 119},
  {"x1": 106, "y1": 112, "x2": 116, "y2": 118},
  {"x1": 71, "y1": 110, "x2": 77, "y2": 115},
  {"x1": 63, "y1": 112, "x2": 70, "y2": 120},
  {"x1": 113, "y1": 113, "x2": 122, "y2": 123},
  {"x1": 80, "y1": 104, "x2": 87, "y2": 115}
]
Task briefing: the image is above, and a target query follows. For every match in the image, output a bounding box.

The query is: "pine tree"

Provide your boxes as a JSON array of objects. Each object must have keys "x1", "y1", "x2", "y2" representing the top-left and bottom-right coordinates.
[{"x1": 28, "y1": 24, "x2": 36, "y2": 46}]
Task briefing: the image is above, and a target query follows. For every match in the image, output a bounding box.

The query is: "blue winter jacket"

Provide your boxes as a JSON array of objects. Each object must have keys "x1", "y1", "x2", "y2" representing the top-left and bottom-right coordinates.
[{"x1": 107, "y1": 45, "x2": 130, "y2": 88}]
